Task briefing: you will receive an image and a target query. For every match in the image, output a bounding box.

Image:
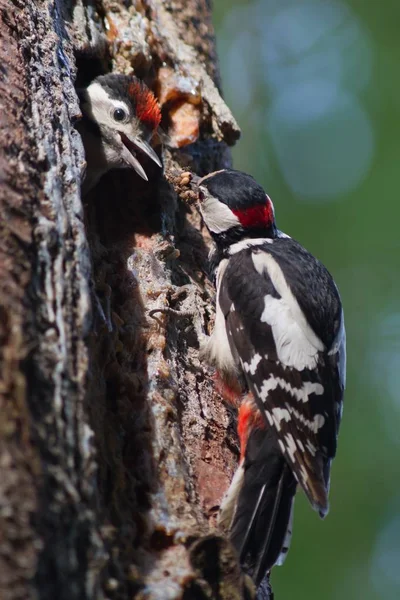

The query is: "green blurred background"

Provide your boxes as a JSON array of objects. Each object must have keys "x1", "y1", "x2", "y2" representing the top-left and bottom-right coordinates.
[{"x1": 212, "y1": 1, "x2": 400, "y2": 598}]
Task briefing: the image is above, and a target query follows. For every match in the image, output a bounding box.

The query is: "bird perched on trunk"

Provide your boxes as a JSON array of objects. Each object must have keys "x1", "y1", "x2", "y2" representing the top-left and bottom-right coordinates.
[
  {"x1": 77, "y1": 74, "x2": 162, "y2": 194},
  {"x1": 197, "y1": 169, "x2": 346, "y2": 586}
]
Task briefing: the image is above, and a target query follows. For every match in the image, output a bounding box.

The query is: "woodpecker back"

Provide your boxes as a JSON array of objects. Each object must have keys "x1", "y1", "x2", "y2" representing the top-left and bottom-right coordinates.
[{"x1": 198, "y1": 169, "x2": 346, "y2": 585}]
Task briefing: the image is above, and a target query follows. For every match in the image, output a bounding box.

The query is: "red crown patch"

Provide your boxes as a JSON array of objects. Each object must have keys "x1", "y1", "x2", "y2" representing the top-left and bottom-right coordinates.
[{"x1": 128, "y1": 81, "x2": 161, "y2": 131}]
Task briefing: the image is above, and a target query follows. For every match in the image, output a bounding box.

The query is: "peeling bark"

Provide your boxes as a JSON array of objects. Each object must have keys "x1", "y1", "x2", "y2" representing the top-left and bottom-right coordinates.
[{"x1": 0, "y1": 1, "x2": 271, "y2": 599}]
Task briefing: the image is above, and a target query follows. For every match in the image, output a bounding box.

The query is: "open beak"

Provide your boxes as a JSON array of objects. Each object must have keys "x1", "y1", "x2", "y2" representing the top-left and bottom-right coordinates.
[
  {"x1": 119, "y1": 133, "x2": 162, "y2": 181},
  {"x1": 133, "y1": 138, "x2": 162, "y2": 168}
]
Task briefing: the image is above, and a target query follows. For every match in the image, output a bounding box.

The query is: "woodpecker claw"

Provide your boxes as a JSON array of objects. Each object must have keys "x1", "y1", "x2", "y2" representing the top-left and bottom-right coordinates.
[{"x1": 149, "y1": 307, "x2": 195, "y2": 319}]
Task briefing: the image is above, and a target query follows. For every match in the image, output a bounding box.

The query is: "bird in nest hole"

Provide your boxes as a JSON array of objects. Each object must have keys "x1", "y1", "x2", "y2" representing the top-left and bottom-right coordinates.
[{"x1": 77, "y1": 73, "x2": 162, "y2": 194}]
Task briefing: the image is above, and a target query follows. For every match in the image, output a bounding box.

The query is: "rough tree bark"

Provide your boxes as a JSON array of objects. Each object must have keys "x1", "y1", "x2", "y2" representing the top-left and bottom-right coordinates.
[{"x1": 0, "y1": 1, "x2": 272, "y2": 599}]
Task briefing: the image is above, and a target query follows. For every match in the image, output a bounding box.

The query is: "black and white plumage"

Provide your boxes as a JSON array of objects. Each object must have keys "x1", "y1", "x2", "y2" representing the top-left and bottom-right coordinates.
[
  {"x1": 198, "y1": 169, "x2": 346, "y2": 586},
  {"x1": 77, "y1": 74, "x2": 162, "y2": 194}
]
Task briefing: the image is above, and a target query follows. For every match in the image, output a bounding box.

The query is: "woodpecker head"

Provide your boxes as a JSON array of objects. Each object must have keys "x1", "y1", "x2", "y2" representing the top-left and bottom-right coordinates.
[
  {"x1": 197, "y1": 169, "x2": 277, "y2": 246},
  {"x1": 78, "y1": 74, "x2": 162, "y2": 189}
]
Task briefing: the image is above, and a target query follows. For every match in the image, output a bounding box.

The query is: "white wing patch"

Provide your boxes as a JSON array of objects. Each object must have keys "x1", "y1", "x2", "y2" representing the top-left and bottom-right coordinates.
[
  {"x1": 252, "y1": 252, "x2": 324, "y2": 371},
  {"x1": 260, "y1": 293, "x2": 322, "y2": 370}
]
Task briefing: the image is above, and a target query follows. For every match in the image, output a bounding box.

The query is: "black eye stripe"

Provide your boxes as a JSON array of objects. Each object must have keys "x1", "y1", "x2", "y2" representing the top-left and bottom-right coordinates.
[{"x1": 113, "y1": 107, "x2": 127, "y2": 121}]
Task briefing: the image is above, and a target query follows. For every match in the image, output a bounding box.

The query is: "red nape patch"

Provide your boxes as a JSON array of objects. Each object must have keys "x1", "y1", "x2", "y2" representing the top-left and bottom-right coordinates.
[
  {"x1": 232, "y1": 196, "x2": 274, "y2": 229},
  {"x1": 128, "y1": 81, "x2": 161, "y2": 131}
]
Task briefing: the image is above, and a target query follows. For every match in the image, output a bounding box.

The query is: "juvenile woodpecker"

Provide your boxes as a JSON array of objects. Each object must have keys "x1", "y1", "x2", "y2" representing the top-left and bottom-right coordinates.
[
  {"x1": 197, "y1": 169, "x2": 346, "y2": 586},
  {"x1": 77, "y1": 74, "x2": 162, "y2": 193}
]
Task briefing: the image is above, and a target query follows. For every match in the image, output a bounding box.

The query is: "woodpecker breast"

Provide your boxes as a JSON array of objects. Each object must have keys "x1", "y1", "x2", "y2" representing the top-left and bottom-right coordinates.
[{"x1": 199, "y1": 259, "x2": 238, "y2": 377}]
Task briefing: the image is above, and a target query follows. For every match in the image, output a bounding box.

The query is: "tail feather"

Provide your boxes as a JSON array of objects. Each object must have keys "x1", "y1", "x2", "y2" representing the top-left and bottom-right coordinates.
[
  {"x1": 251, "y1": 468, "x2": 286, "y2": 585},
  {"x1": 275, "y1": 498, "x2": 294, "y2": 566},
  {"x1": 226, "y1": 427, "x2": 297, "y2": 585},
  {"x1": 300, "y1": 452, "x2": 330, "y2": 518}
]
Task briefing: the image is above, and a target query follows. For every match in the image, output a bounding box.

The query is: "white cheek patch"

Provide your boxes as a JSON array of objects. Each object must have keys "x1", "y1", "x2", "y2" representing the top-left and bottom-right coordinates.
[
  {"x1": 200, "y1": 196, "x2": 241, "y2": 234},
  {"x1": 85, "y1": 82, "x2": 130, "y2": 130}
]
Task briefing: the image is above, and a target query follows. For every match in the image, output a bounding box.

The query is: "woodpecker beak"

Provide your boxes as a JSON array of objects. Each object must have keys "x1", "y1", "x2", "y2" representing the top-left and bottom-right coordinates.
[
  {"x1": 132, "y1": 138, "x2": 162, "y2": 169},
  {"x1": 197, "y1": 171, "x2": 226, "y2": 202},
  {"x1": 119, "y1": 133, "x2": 162, "y2": 181}
]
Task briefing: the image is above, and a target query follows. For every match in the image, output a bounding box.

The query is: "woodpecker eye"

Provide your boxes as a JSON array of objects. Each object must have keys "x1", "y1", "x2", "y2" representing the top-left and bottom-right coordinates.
[
  {"x1": 198, "y1": 189, "x2": 206, "y2": 202},
  {"x1": 113, "y1": 108, "x2": 127, "y2": 122}
]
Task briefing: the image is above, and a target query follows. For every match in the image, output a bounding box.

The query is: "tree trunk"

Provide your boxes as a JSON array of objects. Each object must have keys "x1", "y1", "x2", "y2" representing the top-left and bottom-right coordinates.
[{"x1": 0, "y1": 1, "x2": 271, "y2": 599}]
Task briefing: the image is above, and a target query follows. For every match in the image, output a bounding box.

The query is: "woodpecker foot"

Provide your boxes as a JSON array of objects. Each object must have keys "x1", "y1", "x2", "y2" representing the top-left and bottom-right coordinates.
[
  {"x1": 92, "y1": 282, "x2": 113, "y2": 332},
  {"x1": 154, "y1": 239, "x2": 180, "y2": 262},
  {"x1": 170, "y1": 283, "x2": 193, "y2": 302},
  {"x1": 148, "y1": 307, "x2": 195, "y2": 320},
  {"x1": 149, "y1": 283, "x2": 206, "y2": 350}
]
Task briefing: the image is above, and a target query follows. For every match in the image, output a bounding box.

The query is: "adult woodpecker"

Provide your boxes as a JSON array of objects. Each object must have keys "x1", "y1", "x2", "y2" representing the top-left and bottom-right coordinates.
[
  {"x1": 197, "y1": 169, "x2": 346, "y2": 586},
  {"x1": 77, "y1": 74, "x2": 162, "y2": 194}
]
